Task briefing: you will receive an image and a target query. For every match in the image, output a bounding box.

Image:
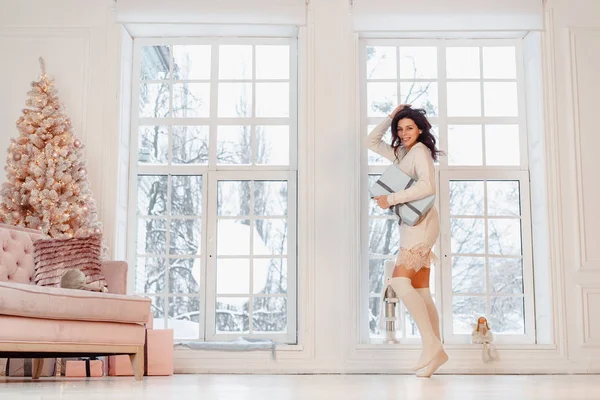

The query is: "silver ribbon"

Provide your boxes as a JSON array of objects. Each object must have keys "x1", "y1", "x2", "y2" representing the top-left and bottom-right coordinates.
[{"x1": 375, "y1": 178, "x2": 422, "y2": 225}]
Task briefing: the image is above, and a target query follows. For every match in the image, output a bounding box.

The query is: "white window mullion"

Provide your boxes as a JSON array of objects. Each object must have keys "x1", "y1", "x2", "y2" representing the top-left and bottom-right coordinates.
[{"x1": 205, "y1": 173, "x2": 218, "y2": 340}]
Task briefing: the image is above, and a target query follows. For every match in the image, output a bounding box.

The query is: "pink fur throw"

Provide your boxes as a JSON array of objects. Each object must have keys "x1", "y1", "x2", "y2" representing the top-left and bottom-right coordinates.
[{"x1": 33, "y1": 234, "x2": 107, "y2": 291}]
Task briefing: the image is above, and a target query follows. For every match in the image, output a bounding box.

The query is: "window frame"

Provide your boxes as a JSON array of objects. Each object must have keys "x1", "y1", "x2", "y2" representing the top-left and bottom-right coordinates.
[
  {"x1": 359, "y1": 37, "x2": 535, "y2": 344},
  {"x1": 128, "y1": 36, "x2": 299, "y2": 344}
]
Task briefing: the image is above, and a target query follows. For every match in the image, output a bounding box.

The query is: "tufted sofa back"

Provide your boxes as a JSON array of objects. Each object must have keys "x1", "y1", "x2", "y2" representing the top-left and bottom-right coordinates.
[{"x1": 0, "y1": 223, "x2": 44, "y2": 284}]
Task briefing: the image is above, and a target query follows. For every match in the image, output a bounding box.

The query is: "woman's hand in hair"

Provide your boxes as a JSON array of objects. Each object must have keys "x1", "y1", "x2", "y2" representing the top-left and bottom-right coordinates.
[{"x1": 388, "y1": 104, "x2": 411, "y2": 119}]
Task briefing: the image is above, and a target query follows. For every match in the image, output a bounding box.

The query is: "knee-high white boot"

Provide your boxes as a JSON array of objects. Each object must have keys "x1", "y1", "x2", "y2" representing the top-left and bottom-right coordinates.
[
  {"x1": 389, "y1": 277, "x2": 443, "y2": 371},
  {"x1": 415, "y1": 288, "x2": 448, "y2": 377}
]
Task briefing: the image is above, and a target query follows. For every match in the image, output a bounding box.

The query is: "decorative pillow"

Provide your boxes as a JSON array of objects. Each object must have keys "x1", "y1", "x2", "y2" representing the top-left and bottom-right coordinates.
[{"x1": 33, "y1": 234, "x2": 107, "y2": 292}]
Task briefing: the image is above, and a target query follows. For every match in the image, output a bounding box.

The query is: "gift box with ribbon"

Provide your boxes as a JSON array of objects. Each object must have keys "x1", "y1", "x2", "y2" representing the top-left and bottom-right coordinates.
[
  {"x1": 63, "y1": 357, "x2": 104, "y2": 378},
  {"x1": 4, "y1": 358, "x2": 56, "y2": 377},
  {"x1": 369, "y1": 164, "x2": 435, "y2": 226}
]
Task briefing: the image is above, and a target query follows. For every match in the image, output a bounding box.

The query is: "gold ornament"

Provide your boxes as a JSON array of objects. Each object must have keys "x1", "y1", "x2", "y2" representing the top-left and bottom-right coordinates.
[{"x1": 13, "y1": 153, "x2": 22, "y2": 161}]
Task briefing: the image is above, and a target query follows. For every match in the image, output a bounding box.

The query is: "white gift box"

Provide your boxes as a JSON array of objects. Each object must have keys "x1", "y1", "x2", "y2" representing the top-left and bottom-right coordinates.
[{"x1": 369, "y1": 164, "x2": 434, "y2": 226}]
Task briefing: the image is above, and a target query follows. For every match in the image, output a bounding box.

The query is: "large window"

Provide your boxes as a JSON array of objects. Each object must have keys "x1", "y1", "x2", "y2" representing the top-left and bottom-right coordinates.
[
  {"x1": 130, "y1": 38, "x2": 298, "y2": 343},
  {"x1": 361, "y1": 39, "x2": 535, "y2": 344}
]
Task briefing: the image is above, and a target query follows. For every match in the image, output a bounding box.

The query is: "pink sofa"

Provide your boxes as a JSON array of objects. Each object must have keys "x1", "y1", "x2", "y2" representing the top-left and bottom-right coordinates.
[{"x1": 0, "y1": 223, "x2": 151, "y2": 380}]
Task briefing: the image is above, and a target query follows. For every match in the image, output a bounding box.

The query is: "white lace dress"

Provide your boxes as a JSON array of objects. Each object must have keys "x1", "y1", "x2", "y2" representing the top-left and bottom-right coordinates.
[{"x1": 367, "y1": 116, "x2": 440, "y2": 272}]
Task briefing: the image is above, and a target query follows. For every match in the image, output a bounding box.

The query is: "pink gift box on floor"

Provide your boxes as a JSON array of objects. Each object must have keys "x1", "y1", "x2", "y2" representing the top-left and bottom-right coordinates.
[
  {"x1": 65, "y1": 359, "x2": 104, "y2": 377},
  {"x1": 108, "y1": 329, "x2": 173, "y2": 376},
  {"x1": 146, "y1": 329, "x2": 173, "y2": 376}
]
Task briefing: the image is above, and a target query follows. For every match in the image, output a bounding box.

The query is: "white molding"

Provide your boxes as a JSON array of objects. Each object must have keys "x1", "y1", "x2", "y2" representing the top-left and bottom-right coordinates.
[
  {"x1": 296, "y1": 22, "x2": 317, "y2": 359},
  {"x1": 577, "y1": 285, "x2": 600, "y2": 347},
  {"x1": 568, "y1": 27, "x2": 600, "y2": 273},
  {"x1": 540, "y1": 7, "x2": 568, "y2": 357},
  {"x1": 172, "y1": 346, "x2": 600, "y2": 374}
]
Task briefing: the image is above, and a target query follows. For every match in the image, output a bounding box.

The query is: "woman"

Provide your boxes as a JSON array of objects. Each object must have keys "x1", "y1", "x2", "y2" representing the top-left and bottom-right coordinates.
[{"x1": 367, "y1": 104, "x2": 447, "y2": 378}]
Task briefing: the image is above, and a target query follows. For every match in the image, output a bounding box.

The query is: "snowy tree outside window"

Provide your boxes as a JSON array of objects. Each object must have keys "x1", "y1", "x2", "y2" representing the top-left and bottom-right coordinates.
[
  {"x1": 362, "y1": 39, "x2": 535, "y2": 344},
  {"x1": 131, "y1": 39, "x2": 297, "y2": 343}
]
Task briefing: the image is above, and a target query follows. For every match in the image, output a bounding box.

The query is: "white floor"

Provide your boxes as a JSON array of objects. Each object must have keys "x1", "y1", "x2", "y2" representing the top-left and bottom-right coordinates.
[{"x1": 1, "y1": 374, "x2": 599, "y2": 400}]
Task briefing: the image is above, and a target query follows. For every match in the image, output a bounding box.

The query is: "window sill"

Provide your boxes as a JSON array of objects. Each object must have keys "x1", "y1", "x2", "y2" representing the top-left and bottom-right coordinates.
[{"x1": 356, "y1": 343, "x2": 557, "y2": 351}]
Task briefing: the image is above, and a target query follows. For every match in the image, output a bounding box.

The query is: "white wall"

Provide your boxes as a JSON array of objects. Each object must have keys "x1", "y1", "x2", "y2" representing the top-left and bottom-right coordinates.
[
  {"x1": 1, "y1": 0, "x2": 599, "y2": 374},
  {"x1": 0, "y1": 0, "x2": 122, "y2": 254},
  {"x1": 543, "y1": 0, "x2": 600, "y2": 364}
]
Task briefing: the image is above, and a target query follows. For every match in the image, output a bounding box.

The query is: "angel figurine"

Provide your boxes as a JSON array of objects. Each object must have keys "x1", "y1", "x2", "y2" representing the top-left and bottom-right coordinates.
[{"x1": 471, "y1": 317, "x2": 498, "y2": 362}]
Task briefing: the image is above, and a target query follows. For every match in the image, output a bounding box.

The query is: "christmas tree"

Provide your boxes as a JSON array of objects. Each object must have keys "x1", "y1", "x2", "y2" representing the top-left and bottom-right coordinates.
[{"x1": 0, "y1": 58, "x2": 103, "y2": 240}]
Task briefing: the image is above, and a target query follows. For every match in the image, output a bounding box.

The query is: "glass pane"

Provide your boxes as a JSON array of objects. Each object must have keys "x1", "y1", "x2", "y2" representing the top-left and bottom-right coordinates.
[
  {"x1": 217, "y1": 220, "x2": 251, "y2": 256},
  {"x1": 487, "y1": 181, "x2": 520, "y2": 217},
  {"x1": 400, "y1": 47, "x2": 437, "y2": 79},
  {"x1": 218, "y1": 83, "x2": 252, "y2": 117},
  {"x1": 138, "y1": 126, "x2": 168, "y2": 164},
  {"x1": 484, "y1": 82, "x2": 518, "y2": 117},
  {"x1": 453, "y1": 296, "x2": 486, "y2": 334},
  {"x1": 367, "y1": 82, "x2": 397, "y2": 117},
  {"x1": 489, "y1": 296, "x2": 525, "y2": 334},
  {"x1": 137, "y1": 219, "x2": 167, "y2": 255},
  {"x1": 446, "y1": 47, "x2": 480, "y2": 79},
  {"x1": 254, "y1": 219, "x2": 287, "y2": 255},
  {"x1": 369, "y1": 296, "x2": 385, "y2": 336},
  {"x1": 216, "y1": 297, "x2": 249, "y2": 332},
  {"x1": 139, "y1": 82, "x2": 169, "y2": 118},
  {"x1": 256, "y1": 126, "x2": 289, "y2": 165},
  {"x1": 447, "y1": 82, "x2": 481, "y2": 117},
  {"x1": 256, "y1": 83, "x2": 289, "y2": 117},
  {"x1": 140, "y1": 45, "x2": 170, "y2": 80},
  {"x1": 489, "y1": 258, "x2": 524, "y2": 294},
  {"x1": 173, "y1": 45, "x2": 211, "y2": 80},
  {"x1": 172, "y1": 126, "x2": 209, "y2": 165},
  {"x1": 135, "y1": 257, "x2": 165, "y2": 293},
  {"x1": 217, "y1": 126, "x2": 251, "y2": 165},
  {"x1": 451, "y1": 218, "x2": 485, "y2": 254},
  {"x1": 488, "y1": 219, "x2": 522, "y2": 256},
  {"x1": 169, "y1": 219, "x2": 201, "y2": 255},
  {"x1": 485, "y1": 125, "x2": 520, "y2": 166},
  {"x1": 219, "y1": 45, "x2": 252, "y2": 80},
  {"x1": 168, "y1": 296, "x2": 200, "y2": 340},
  {"x1": 366, "y1": 46, "x2": 396, "y2": 79},
  {"x1": 452, "y1": 256, "x2": 485, "y2": 294},
  {"x1": 448, "y1": 125, "x2": 483, "y2": 166},
  {"x1": 369, "y1": 219, "x2": 400, "y2": 256},
  {"x1": 368, "y1": 258, "x2": 386, "y2": 295},
  {"x1": 173, "y1": 83, "x2": 210, "y2": 118},
  {"x1": 254, "y1": 181, "x2": 288, "y2": 216},
  {"x1": 137, "y1": 175, "x2": 167, "y2": 216},
  {"x1": 367, "y1": 125, "x2": 393, "y2": 166},
  {"x1": 449, "y1": 181, "x2": 484, "y2": 216},
  {"x1": 253, "y1": 296, "x2": 287, "y2": 332},
  {"x1": 149, "y1": 296, "x2": 165, "y2": 329},
  {"x1": 254, "y1": 258, "x2": 287, "y2": 294},
  {"x1": 483, "y1": 47, "x2": 516, "y2": 79},
  {"x1": 169, "y1": 258, "x2": 201, "y2": 294},
  {"x1": 217, "y1": 258, "x2": 250, "y2": 294},
  {"x1": 171, "y1": 175, "x2": 202, "y2": 216},
  {"x1": 400, "y1": 82, "x2": 438, "y2": 116},
  {"x1": 256, "y1": 45, "x2": 289, "y2": 80},
  {"x1": 217, "y1": 180, "x2": 251, "y2": 216}
]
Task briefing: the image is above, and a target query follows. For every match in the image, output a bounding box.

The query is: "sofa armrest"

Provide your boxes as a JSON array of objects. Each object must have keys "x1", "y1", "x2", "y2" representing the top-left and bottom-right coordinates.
[{"x1": 101, "y1": 261, "x2": 128, "y2": 295}]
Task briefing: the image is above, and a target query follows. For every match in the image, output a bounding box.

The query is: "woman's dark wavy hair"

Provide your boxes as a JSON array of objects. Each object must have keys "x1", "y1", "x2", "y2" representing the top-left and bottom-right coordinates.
[{"x1": 390, "y1": 107, "x2": 443, "y2": 162}]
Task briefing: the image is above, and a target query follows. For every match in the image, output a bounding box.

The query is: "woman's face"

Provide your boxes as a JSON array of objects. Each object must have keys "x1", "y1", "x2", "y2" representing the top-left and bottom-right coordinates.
[{"x1": 396, "y1": 118, "x2": 420, "y2": 149}]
